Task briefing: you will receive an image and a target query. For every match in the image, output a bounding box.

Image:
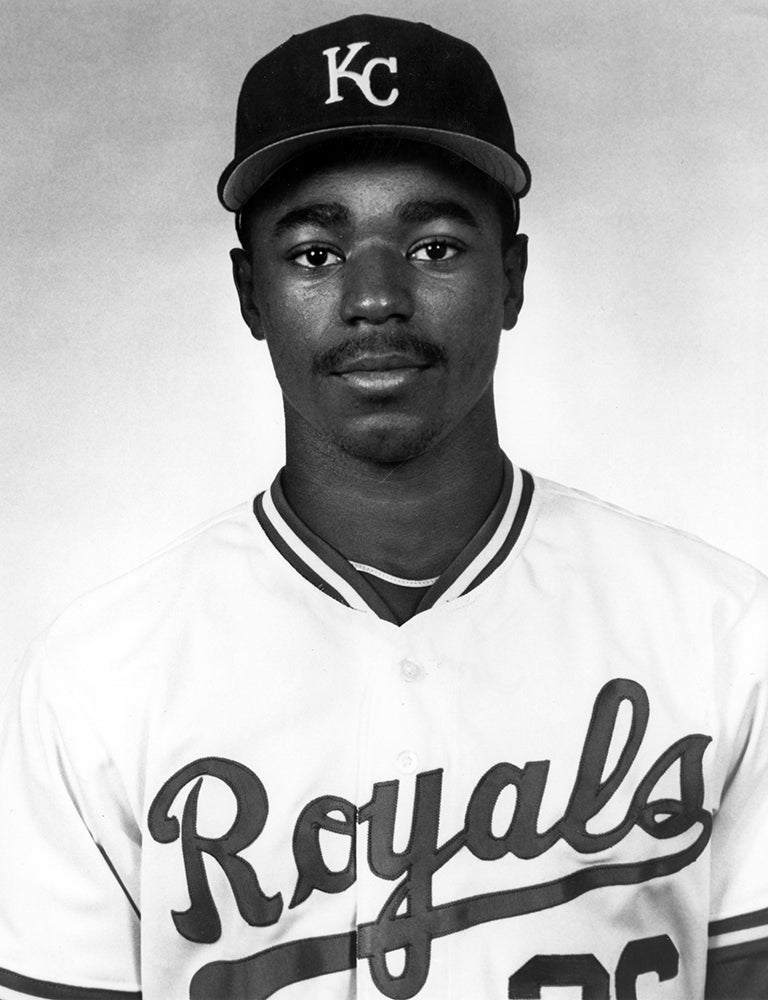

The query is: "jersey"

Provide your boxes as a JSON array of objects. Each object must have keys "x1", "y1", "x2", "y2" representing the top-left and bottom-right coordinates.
[{"x1": 2, "y1": 457, "x2": 768, "y2": 1000}]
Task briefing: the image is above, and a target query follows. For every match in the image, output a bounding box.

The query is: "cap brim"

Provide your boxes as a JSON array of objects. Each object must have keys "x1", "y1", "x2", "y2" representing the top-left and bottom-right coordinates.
[{"x1": 218, "y1": 124, "x2": 531, "y2": 211}]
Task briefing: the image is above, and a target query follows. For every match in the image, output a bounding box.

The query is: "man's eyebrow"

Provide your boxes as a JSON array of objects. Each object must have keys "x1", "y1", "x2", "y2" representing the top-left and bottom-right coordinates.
[
  {"x1": 272, "y1": 203, "x2": 349, "y2": 237},
  {"x1": 398, "y1": 199, "x2": 480, "y2": 229}
]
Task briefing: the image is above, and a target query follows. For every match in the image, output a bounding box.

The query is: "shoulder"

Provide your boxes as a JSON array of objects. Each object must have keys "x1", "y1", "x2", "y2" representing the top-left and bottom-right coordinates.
[
  {"x1": 56, "y1": 499, "x2": 262, "y2": 625},
  {"x1": 531, "y1": 473, "x2": 766, "y2": 605},
  {"x1": 525, "y1": 475, "x2": 768, "y2": 731},
  {"x1": 535, "y1": 477, "x2": 766, "y2": 592},
  {"x1": 14, "y1": 499, "x2": 271, "y2": 710}
]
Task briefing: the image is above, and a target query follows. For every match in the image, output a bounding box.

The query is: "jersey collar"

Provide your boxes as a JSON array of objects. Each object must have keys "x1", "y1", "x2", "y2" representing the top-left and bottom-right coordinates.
[{"x1": 253, "y1": 455, "x2": 534, "y2": 624}]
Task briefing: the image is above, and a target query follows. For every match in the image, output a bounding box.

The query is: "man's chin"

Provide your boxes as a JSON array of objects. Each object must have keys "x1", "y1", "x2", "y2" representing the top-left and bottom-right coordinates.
[{"x1": 332, "y1": 418, "x2": 446, "y2": 465}]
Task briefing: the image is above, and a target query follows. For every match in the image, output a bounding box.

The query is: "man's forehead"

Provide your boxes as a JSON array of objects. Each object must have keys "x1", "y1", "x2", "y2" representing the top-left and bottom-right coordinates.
[{"x1": 268, "y1": 196, "x2": 483, "y2": 240}]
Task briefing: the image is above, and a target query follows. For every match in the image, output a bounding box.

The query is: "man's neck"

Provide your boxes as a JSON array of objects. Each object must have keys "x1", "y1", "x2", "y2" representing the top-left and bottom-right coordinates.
[{"x1": 281, "y1": 401, "x2": 505, "y2": 582}]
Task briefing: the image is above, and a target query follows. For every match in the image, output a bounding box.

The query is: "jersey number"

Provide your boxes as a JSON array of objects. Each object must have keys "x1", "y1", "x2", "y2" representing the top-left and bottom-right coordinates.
[{"x1": 507, "y1": 935, "x2": 679, "y2": 998}]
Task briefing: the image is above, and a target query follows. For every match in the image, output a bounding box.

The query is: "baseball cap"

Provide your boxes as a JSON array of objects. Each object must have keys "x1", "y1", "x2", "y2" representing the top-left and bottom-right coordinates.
[{"x1": 218, "y1": 14, "x2": 531, "y2": 212}]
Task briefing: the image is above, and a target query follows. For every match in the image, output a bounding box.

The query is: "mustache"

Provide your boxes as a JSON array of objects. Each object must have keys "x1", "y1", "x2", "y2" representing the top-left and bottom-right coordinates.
[{"x1": 313, "y1": 332, "x2": 447, "y2": 375}]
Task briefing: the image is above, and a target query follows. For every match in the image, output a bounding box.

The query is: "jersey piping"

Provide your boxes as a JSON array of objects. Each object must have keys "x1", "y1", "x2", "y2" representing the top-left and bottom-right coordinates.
[
  {"x1": 0, "y1": 967, "x2": 141, "y2": 1000},
  {"x1": 708, "y1": 905, "x2": 768, "y2": 958},
  {"x1": 252, "y1": 455, "x2": 535, "y2": 624}
]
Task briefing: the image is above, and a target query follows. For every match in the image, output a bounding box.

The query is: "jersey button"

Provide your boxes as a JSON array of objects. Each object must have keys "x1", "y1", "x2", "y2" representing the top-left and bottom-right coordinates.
[
  {"x1": 399, "y1": 658, "x2": 424, "y2": 682},
  {"x1": 396, "y1": 750, "x2": 419, "y2": 774}
]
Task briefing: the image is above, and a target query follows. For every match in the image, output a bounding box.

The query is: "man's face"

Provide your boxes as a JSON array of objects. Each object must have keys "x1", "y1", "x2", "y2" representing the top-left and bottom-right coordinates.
[{"x1": 233, "y1": 145, "x2": 526, "y2": 464}]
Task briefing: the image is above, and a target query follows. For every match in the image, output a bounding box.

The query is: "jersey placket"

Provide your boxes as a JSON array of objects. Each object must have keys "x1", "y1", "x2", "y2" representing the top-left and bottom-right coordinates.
[
  {"x1": 354, "y1": 625, "x2": 458, "y2": 999},
  {"x1": 252, "y1": 460, "x2": 536, "y2": 997}
]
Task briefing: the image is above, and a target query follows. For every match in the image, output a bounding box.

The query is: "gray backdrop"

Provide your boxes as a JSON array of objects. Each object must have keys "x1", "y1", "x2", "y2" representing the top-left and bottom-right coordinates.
[{"x1": 2, "y1": 0, "x2": 767, "y2": 687}]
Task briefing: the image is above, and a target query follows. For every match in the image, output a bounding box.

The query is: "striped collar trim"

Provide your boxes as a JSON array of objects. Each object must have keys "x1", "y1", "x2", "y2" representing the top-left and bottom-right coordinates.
[{"x1": 253, "y1": 456, "x2": 534, "y2": 623}]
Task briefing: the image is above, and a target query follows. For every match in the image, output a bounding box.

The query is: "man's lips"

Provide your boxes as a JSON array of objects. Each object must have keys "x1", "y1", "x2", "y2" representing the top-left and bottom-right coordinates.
[
  {"x1": 331, "y1": 352, "x2": 432, "y2": 375},
  {"x1": 330, "y1": 352, "x2": 436, "y2": 394},
  {"x1": 313, "y1": 334, "x2": 447, "y2": 378}
]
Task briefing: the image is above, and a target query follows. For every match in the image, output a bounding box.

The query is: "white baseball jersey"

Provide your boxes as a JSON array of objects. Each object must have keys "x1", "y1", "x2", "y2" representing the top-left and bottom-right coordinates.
[{"x1": 2, "y1": 457, "x2": 768, "y2": 999}]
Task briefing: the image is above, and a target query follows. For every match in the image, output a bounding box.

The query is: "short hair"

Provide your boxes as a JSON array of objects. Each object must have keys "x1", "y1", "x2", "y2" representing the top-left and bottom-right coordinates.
[{"x1": 235, "y1": 135, "x2": 520, "y2": 256}]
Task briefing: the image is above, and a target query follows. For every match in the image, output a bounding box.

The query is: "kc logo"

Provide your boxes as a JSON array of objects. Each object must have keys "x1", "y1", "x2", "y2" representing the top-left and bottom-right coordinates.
[{"x1": 323, "y1": 41, "x2": 399, "y2": 107}]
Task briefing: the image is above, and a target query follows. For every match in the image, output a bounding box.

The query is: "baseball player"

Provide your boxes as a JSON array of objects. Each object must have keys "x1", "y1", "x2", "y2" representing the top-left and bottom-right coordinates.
[{"x1": 1, "y1": 13, "x2": 767, "y2": 1000}]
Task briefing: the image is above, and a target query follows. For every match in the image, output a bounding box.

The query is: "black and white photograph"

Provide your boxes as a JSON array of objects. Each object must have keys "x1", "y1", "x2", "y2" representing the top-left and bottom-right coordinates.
[{"x1": 1, "y1": 1, "x2": 767, "y2": 997}]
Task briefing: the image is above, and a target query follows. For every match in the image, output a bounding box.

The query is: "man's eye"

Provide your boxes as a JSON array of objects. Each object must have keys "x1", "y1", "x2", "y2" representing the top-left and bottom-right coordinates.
[
  {"x1": 291, "y1": 246, "x2": 343, "y2": 268},
  {"x1": 408, "y1": 240, "x2": 461, "y2": 262}
]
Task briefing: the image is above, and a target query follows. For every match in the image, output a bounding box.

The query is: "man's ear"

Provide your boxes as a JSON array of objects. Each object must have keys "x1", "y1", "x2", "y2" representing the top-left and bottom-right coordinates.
[
  {"x1": 230, "y1": 248, "x2": 265, "y2": 341},
  {"x1": 502, "y1": 233, "x2": 528, "y2": 331}
]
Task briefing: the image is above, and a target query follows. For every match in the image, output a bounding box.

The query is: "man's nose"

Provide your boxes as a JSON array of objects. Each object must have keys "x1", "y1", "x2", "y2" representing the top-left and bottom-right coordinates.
[{"x1": 339, "y1": 246, "x2": 415, "y2": 325}]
